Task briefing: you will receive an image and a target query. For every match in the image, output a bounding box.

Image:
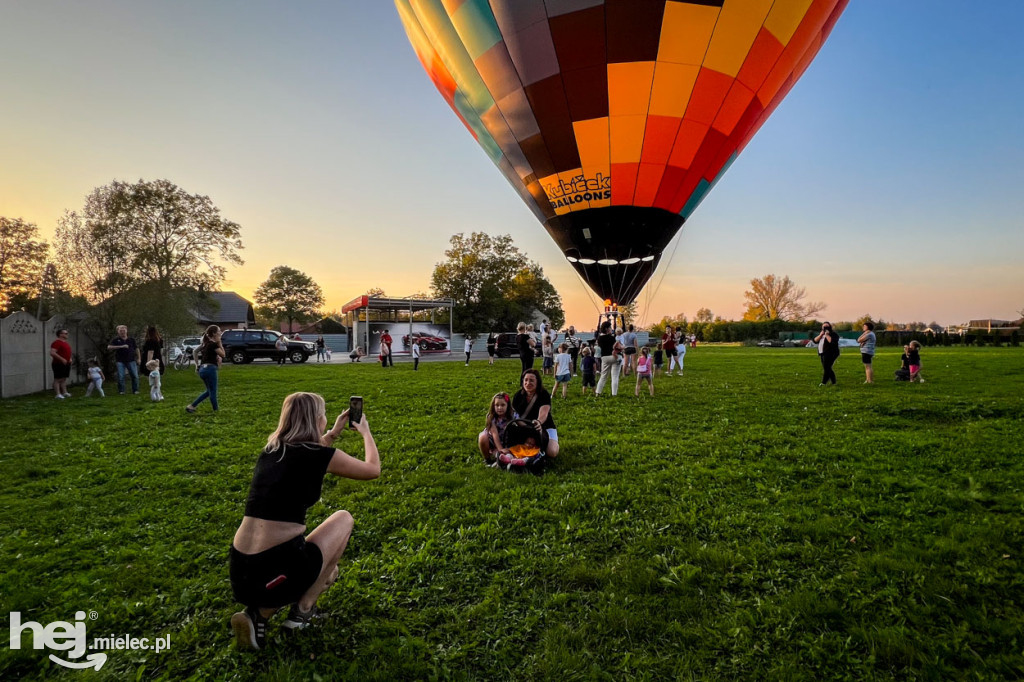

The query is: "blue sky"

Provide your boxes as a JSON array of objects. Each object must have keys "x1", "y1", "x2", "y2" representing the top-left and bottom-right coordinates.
[{"x1": 2, "y1": 1, "x2": 1021, "y2": 327}]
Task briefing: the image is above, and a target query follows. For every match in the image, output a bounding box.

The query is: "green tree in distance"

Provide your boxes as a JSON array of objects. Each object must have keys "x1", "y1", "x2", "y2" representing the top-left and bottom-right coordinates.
[
  {"x1": 0, "y1": 217, "x2": 49, "y2": 313},
  {"x1": 431, "y1": 232, "x2": 563, "y2": 334},
  {"x1": 254, "y1": 266, "x2": 325, "y2": 332},
  {"x1": 54, "y1": 179, "x2": 243, "y2": 301},
  {"x1": 695, "y1": 307, "x2": 714, "y2": 323},
  {"x1": 742, "y1": 274, "x2": 825, "y2": 322}
]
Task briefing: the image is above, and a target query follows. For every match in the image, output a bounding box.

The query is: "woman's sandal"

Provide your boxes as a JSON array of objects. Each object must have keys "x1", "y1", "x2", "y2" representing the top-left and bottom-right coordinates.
[{"x1": 185, "y1": 405, "x2": 196, "y2": 413}]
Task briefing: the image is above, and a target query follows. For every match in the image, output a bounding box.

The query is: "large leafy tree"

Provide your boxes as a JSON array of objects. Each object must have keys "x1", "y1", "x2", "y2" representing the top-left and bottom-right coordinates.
[
  {"x1": 54, "y1": 179, "x2": 243, "y2": 300},
  {"x1": 430, "y1": 232, "x2": 563, "y2": 334},
  {"x1": 254, "y1": 266, "x2": 325, "y2": 331},
  {"x1": 0, "y1": 217, "x2": 49, "y2": 313},
  {"x1": 742, "y1": 274, "x2": 825, "y2": 322}
]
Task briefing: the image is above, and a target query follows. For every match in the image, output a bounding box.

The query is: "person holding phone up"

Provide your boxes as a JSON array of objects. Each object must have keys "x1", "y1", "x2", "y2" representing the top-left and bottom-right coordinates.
[
  {"x1": 814, "y1": 321, "x2": 841, "y2": 386},
  {"x1": 229, "y1": 392, "x2": 380, "y2": 650}
]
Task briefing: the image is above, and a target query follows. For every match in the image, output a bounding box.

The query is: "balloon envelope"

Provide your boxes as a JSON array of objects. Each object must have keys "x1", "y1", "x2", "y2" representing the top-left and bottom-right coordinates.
[{"x1": 396, "y1": 0, "x2": 847, "y2": 304}]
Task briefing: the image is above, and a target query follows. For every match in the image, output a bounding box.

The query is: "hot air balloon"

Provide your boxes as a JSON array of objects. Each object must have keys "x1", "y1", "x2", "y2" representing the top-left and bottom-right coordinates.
[{"x1": 396, "y1": 0, "x2": 847, "y2": 305}]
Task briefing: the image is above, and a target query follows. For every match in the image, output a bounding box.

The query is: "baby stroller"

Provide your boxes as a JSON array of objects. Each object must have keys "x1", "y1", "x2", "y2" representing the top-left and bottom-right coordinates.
[{"x1": 496, "y1": 418, "x2": 549, "y2": 474}]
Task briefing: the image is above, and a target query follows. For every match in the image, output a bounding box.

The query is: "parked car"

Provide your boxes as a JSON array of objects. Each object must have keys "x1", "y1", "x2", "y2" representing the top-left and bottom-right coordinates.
[
  {"x1": 402, "y1": 333, "x2": 448, "y2": 351},
  {"x1": 494, "y1": 332, "x2": 543, "y2": 358},
  {"x1": 220, "y1": 329, "x2": 315, "y2": 364}
]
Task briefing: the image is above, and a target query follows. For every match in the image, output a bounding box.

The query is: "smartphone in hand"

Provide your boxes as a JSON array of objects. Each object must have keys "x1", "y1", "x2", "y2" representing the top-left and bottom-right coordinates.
[{"x1": 348, "y1": 396, "x2": 363, "y2": 427}]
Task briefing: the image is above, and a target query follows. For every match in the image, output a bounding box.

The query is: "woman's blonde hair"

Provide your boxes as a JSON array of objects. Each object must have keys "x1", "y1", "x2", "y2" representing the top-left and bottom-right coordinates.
[
  {"x1": 266, "y1": 392, "x2": 326, "y2": 453},
  {"x1": 517, "y1": 322, "x2": 526, "y2": 332}
]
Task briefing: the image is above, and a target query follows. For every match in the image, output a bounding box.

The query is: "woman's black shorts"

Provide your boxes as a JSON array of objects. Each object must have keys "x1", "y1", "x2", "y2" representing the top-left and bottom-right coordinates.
[
  {"x1": 861, "y1": 353, "x2": 873, "y2": 365},
  {"x1": 52, "y1": 361, "x2": 71, "y2": 380},
  {"x1": 624, "y1": 347, "x2": 636, "y2": 355},
  {"x1": 230, "y1": 535, "x2": 324, "y2": 608}
]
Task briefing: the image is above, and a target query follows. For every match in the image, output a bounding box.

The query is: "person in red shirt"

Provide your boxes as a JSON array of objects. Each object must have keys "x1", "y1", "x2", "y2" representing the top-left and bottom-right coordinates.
[
  {"x1": 381, "y1": 330, "x2": 393, "y2": 367},
  {"x1": 50, "y1": 328, "x2": 73, "y2": 399},
  {"x1": 661, "y1": 325, "x2": 678, "y2": 376}
]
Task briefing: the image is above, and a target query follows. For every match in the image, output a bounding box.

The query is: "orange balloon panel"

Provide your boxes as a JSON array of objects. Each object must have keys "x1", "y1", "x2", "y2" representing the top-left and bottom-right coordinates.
[{"x1": 396, "y1": 0, "x2": 848, "y2": 304}]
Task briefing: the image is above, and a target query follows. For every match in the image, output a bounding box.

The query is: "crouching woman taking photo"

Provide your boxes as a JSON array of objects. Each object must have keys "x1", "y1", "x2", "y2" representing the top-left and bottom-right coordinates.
[{"x1": 229, "y1": 392, "x2": 380, "y2": 650}]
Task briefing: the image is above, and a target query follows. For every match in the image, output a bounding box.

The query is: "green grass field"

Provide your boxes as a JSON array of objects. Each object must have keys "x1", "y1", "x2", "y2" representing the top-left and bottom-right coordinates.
[{"x1": 2, "y1": 347, "x2": 1023, "y2": 680}]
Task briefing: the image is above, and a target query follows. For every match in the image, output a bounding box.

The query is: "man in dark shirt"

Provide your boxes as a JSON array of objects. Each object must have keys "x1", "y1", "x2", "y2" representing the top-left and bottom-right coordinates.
[{"x1": 107, "y1": 324, "x2": 141, "y2": 394}]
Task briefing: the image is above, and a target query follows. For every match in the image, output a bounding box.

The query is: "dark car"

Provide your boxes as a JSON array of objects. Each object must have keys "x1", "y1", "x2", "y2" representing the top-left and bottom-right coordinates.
[
  {"x1": 402, "y1": 333, "x2": 448, "y2": 351},
  {"x1": 220, "y1": 329, "x2": 316, "y2": 364},
  {"x1": 494, "y1": 332, "x2": 542, "y2": 358}
]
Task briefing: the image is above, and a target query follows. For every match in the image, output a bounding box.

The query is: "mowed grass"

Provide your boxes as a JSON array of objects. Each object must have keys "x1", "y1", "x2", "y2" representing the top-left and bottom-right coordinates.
[{"x1": 1, "y1": 347, "x2": 1023, "y2": 680}]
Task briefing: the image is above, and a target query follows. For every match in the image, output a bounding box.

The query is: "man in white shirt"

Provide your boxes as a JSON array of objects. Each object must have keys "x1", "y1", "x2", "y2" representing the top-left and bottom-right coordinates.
[{"x1": 464, "y1": 337, "x2": 473, "y2": 365}]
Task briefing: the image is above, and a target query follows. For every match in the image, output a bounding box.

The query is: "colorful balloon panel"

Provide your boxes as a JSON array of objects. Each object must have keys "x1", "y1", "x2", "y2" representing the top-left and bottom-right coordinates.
[{"x1": 397, "y1": 0, "x2": 848, "y2": 304}]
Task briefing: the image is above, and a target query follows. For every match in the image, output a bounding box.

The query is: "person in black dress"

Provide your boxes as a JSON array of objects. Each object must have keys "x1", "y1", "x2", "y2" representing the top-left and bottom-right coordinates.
[{"x1": 813, "y1": 321, "x2": 841, "y2": 385}]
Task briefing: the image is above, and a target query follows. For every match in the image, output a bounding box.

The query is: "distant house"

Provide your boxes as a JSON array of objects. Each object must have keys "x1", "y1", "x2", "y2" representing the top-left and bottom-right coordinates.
[
  {"x1": 196, "y1": 292, "x2": 256, "y2": 331},
  {"x1": 962, "y1": 319, "x2": 1021, "y2": 332},
  {"x1": 280, "y1": 317, "x2": 347, "y2": 336}
]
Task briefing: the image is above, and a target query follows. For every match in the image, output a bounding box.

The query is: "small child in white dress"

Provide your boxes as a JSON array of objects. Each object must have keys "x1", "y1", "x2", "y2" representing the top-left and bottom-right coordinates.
[
  {"x1": 146, "y1": 359, "x2": 163, "y2": 402},
  {"x1": 86, "y1": 358, "x2": 105, "y2": 397}
]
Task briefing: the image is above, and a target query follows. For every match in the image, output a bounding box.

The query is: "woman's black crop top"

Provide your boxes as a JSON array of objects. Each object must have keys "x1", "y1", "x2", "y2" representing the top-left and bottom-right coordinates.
[{"x1": 244, "y1": 443, "x2": 336, "y2": 524}]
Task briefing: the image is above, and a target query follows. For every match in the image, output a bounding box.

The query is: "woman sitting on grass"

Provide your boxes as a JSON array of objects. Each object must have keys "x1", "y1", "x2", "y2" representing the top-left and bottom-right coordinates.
[
  {"x1": 229, "y1": 392, "x2": 380, "y2": 650},
  {"x1": 510, "y1": 369, "x2": 559, "y2": 459}
]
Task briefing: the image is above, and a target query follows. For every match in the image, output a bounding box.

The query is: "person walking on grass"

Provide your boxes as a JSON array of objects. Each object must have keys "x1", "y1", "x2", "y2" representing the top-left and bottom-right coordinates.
[
  {"x1": 85, "y1": 358, "x2": 105, "y2": 397},
  {"x1": 553, "y1": 343, "x2": 572, "y2": 398},
  {"x1": 464, "y1": 336, "x2": 473, "y2": 366},
  {"x1": 315, "y1": 335, "x2": 327, "y2": 363},
  {"x1": 621, "y1": 324, "x2": 638, "y2": 376},
  {"x1": 187, "y1": 325, "x2": 224, "y2": 413},
  {"x1": 486, "y1": 332, "x2": 497, "y2": 365},
  {"x1": 661, "y1": 325, "x2": 677, "y2": 376},
  {"x1": 50, "y1": 328, "x2": 73, "y2": 399},
  {"x1": 635, "y1": 346, "x2": 654, "y2": 397},
  {"x1": 908, "y1": 340, "x2": 925, "y2": 382},
  {"x1": 230, "y1": 392, "x2": 380, "y2": 650},
  {"x1": 412, "y1": 340, "x2": 421, "y2": 370},
  {"x1": 108, "y1": 325, "x2": 140, "y2": 394},
  {"x1": 653, "y1": 341, "x2": 664, "y2": 377},
  {"x1": 813, "y1": 321, "x2": 840, "y2": 386},
  {"x1": 146, "y1": 359, "x2": 163, "y2": 402},
  {"x1": 675, "y1": 334, "x2": 687, "y2": 376},
  {"x1": 857, "y1": 321, "x2": 876, "y2": 383}
]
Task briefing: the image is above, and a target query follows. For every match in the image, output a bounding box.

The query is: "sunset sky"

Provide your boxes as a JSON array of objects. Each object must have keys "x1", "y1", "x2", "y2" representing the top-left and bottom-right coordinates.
[{"x1": 2, "y1": 1, "x2": 1021, "y2": 328}]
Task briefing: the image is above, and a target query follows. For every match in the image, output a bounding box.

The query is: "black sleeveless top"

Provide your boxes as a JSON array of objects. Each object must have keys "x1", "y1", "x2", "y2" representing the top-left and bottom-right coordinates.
[{"x1": 244, "y1": 443, "x2": 336, "y2": 524}]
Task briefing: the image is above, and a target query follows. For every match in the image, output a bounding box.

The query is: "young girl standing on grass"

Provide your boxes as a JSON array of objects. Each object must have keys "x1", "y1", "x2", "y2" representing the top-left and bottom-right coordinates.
[
  {"x1": 653, "y1": 342, "x2": 664, "y2": 376},
  {"x1": 477, "y1": 392, "x2": 513, "y2": 463},
  {"x1": 541, "y1": 334, "x2": 554, "y2": 376},
  {"x1": 86, "y1": 358, "x2": 105, "y2": 397},
  {"x1": 146, "y1": 359, "x2": 163, "y2": 402},
  {"x1": 635, "y1": 346, "x2": 654, "y2": 397},
  {"x1": 580, "y1": 346, "x2": 596, "y2": 395},
  {"x1": 908, "y1": 340, "x2": 925, "y2": 382}
]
